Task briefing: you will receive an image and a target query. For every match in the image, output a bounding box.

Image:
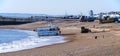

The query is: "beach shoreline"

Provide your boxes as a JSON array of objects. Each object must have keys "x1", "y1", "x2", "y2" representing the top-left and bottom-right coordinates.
[{"x1": 1, "y1": 19, "x2": 120, "y2": 56}]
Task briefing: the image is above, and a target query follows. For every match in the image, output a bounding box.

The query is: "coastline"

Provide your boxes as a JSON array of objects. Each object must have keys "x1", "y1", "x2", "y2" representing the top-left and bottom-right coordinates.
[{"x1": 1, "y1": 20, "x2": 120, "y2": 56}]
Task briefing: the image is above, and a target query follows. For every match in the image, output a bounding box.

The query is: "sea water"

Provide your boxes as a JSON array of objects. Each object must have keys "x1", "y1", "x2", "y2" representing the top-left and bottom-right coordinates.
[{"x1": 0, "y1": 29, "x2": 66, "y2": 53}]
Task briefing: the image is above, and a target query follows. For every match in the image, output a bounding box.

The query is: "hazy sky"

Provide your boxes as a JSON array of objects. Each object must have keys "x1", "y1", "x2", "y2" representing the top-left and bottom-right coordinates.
[{"x1": 0, "y1": 0, "x2": 120, "y2": 15}]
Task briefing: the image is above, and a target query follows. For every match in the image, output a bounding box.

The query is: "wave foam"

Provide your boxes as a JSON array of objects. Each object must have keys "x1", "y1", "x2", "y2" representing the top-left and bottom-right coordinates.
[{"x1": 0, "y1": 29, "x2": 66, "y2": 53}]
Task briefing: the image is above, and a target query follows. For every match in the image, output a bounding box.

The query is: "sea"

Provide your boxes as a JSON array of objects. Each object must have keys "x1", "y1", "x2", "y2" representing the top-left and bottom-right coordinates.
[{"x1": 0, "y1": 29, "x2": 66, "y2": 53}]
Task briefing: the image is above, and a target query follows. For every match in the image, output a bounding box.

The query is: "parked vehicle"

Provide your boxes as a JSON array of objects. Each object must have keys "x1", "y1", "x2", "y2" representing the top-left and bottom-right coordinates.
[
  {"x1": 99, "y1": 16, "x2": 114, "y2": 23},
  {"x1": 79, "y1": 16, "x2": 95, "y2": 22},
  {"x1": 114, "y1": 18, "x2": 120, "y2": 23},
  {"x1": 36, "y1": 26, "x2": 61, "y2": 36},
  {"x1": 99, "y1": 19, "x2": 115, "y2": 23},
  {"x1": 99, "y1": 16, "x2": 120, "y2": 23}
]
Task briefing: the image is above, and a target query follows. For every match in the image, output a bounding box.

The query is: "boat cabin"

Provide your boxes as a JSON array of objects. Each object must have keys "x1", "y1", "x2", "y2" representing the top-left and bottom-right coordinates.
[{"x1": 36, "y1": 26, "x2": 61, "y2": 36}]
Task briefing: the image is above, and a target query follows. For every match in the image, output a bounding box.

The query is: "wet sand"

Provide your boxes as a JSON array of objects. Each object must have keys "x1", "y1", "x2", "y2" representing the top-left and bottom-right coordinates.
[{"x1": 1, "y1": 19, "x2": 120, "y2": 56}]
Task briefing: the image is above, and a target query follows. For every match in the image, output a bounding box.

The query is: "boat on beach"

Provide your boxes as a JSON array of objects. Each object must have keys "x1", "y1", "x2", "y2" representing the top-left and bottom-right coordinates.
[{"x1": 36, "y1": 25, "x2": 61, "y2": 36}]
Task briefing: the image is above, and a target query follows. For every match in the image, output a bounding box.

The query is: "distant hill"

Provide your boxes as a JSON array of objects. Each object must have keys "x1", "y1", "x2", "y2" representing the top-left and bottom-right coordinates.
[{"x1": 0, "y1": 13, "x2": 48, "y2": 18}]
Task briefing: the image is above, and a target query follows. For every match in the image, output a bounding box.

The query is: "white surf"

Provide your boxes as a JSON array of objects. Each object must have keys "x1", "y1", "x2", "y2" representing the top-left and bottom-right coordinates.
[{"x1": 0, "y1": 29, "x2": 66, "y2": 53}]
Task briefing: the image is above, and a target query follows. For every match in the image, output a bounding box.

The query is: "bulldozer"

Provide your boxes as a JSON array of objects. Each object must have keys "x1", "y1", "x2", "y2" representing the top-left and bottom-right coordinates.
[{"x1": 81, "y1": 26, "x2": 91, "y2": 33}]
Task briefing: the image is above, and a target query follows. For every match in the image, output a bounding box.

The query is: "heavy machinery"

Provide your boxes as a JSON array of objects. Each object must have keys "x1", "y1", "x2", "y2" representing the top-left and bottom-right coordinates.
[{"x1": 81, "y1": 26, "x2": 91, "y2": 33}]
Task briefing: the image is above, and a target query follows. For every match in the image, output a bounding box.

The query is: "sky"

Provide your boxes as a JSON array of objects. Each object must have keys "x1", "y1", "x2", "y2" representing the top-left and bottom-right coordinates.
[{"x1": 0, "y1": 0, "x2": 120, "y2": 15}]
